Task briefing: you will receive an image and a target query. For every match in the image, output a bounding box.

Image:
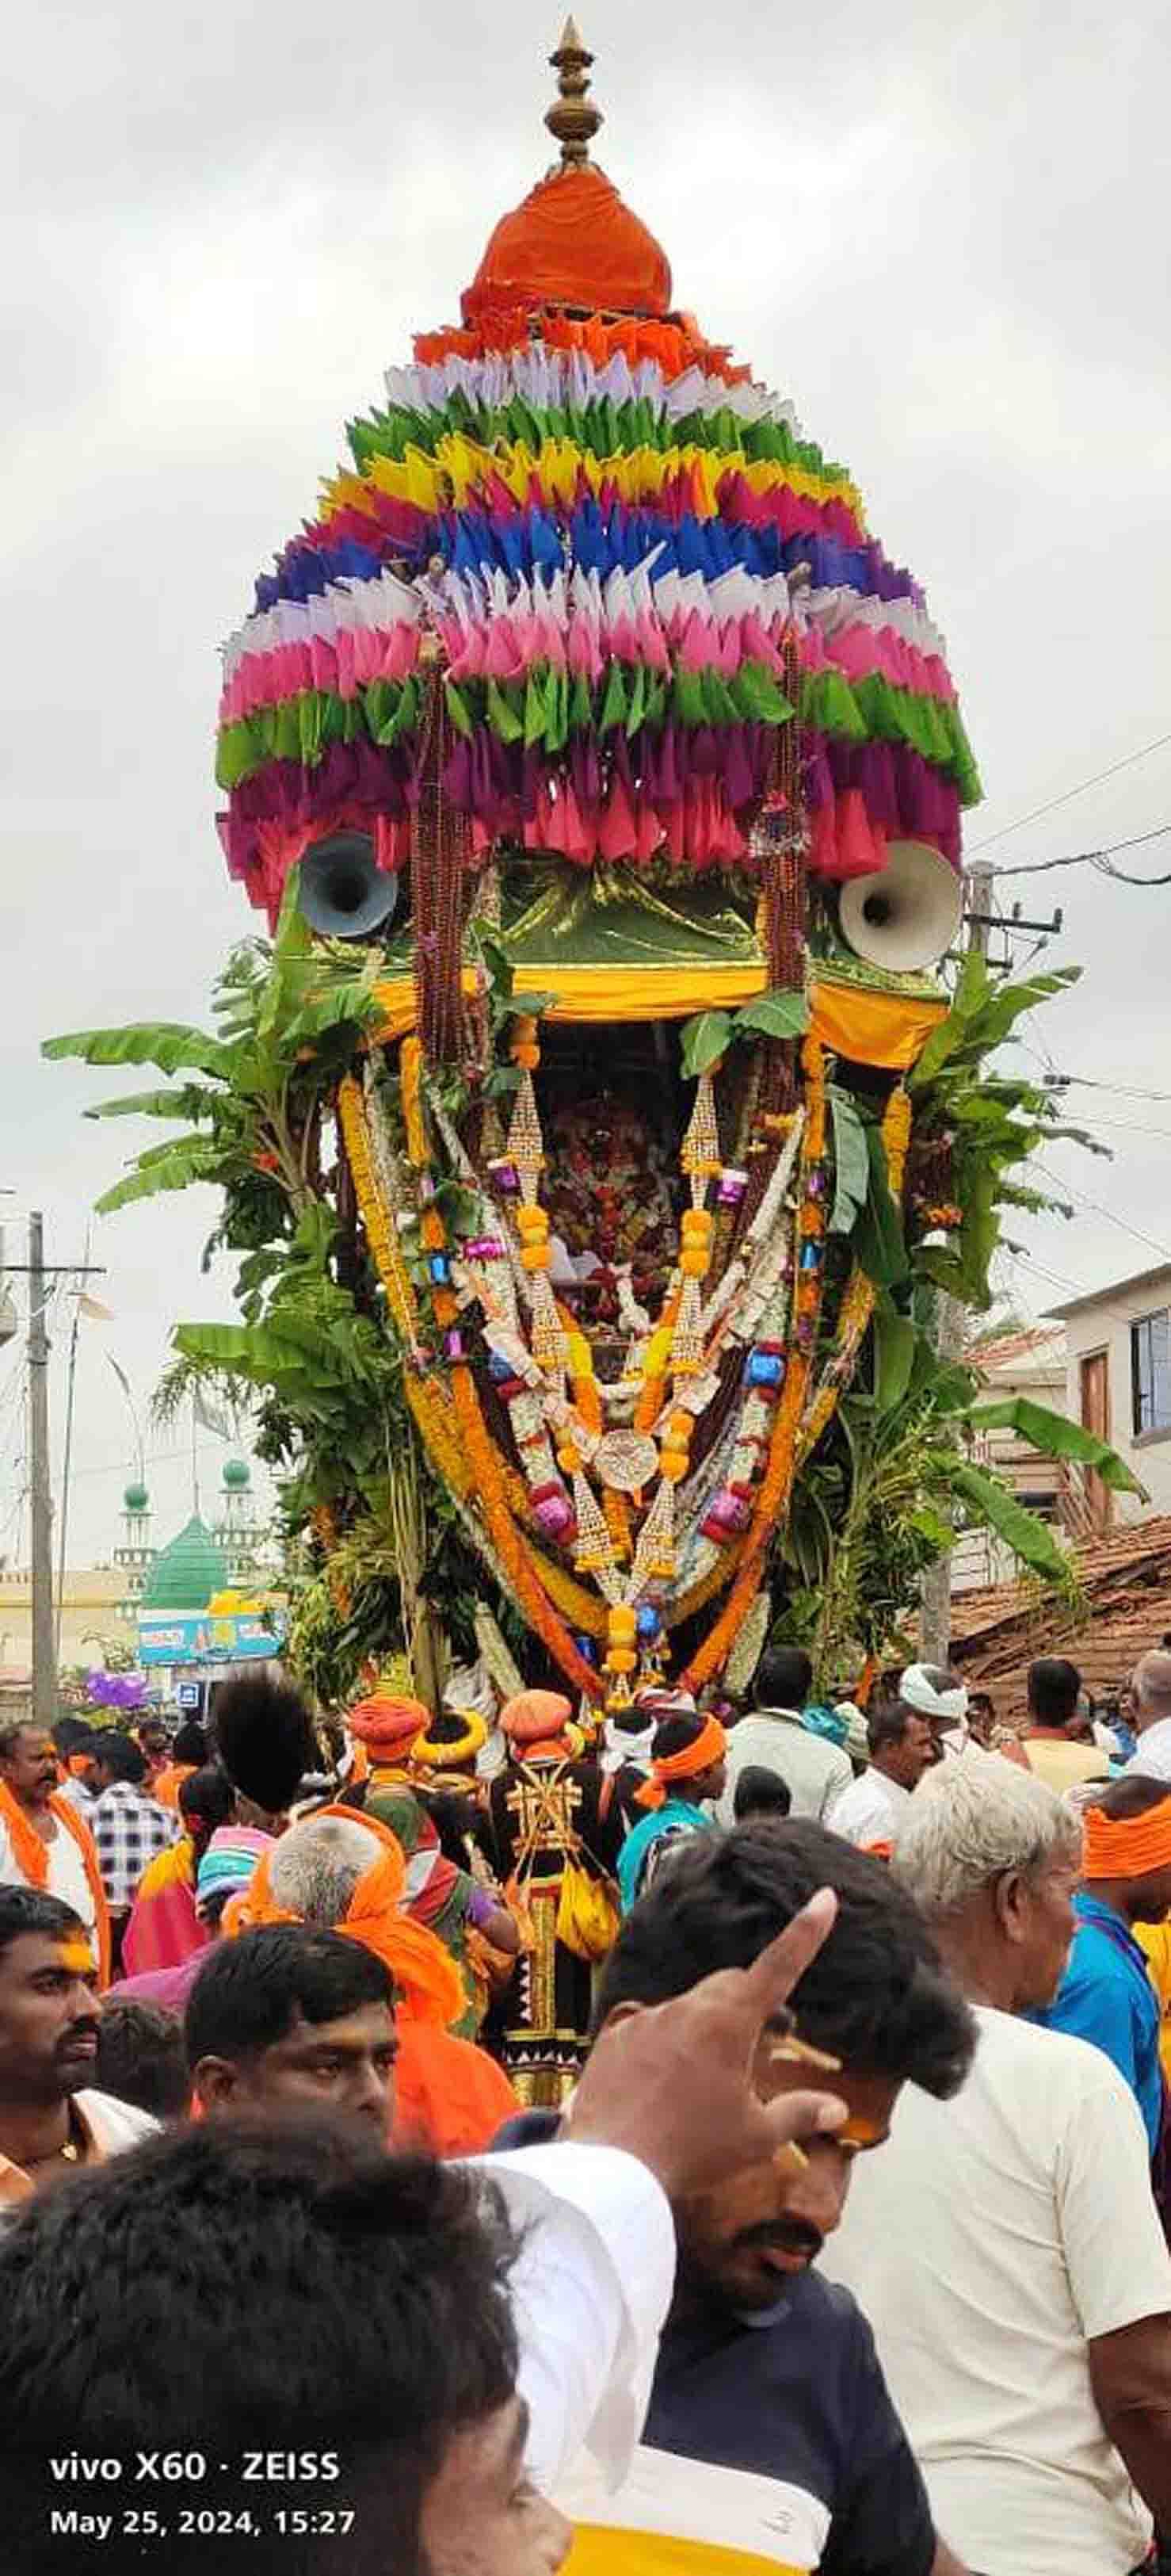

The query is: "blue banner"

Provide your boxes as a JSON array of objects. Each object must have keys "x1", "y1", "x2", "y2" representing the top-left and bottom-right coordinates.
[{"x1": 136, "y1": 1610, "x2": 284, "y2": 1668}]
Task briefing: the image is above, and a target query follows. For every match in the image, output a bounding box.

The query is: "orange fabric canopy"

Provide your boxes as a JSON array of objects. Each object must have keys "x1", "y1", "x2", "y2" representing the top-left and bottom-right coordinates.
[{"x1": 463, "y1": 162, "x2": 671, "y2": 323}]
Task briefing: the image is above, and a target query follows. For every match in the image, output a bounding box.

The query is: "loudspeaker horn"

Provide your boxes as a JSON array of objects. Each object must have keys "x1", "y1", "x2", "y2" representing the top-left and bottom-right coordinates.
[
  {"x1": 838, "y1": 839, "x2": 963, "y2": 973},
  {"x1": 298, "y1": 833, "x2": 399, "y2": 938}
]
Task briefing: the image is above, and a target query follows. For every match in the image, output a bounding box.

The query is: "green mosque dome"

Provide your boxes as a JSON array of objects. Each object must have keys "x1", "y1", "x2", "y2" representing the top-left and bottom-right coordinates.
[
  {"x1": 222, "y1": 1458, "x2": 251, "y2": 1492},
  {"x1": 124, "y1": 1481, "x2": 150, "y2": 1513},
  {"x1": 141, "y1": 1515, "x2": 228, "y2": 1611}
]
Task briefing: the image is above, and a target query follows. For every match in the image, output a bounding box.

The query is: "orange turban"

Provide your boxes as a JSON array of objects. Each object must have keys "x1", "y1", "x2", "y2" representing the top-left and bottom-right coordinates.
[
  {"x1": 635, "y1": 1714, "x2": 727, "y2": 1810},
  {"x1": 502, "y1": 1690, "x2": 573, "y2": 1747},
  {"x1": 1083, "y1": 1794, "x2": 1171, "y2": 1882},
  {"x1": 229, "y1": 1804, "x2": 466, "y2": 2030},
  {"x1": 347, "y1": 1695, "x2": 430, "y2": 1752}
]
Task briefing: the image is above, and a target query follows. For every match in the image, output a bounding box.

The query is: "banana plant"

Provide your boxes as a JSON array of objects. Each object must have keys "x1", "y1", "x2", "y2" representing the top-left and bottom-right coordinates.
[
  {"x1": 43, "y1": 881, "x2": 384, "y2": 1238},
  {"x1": 784, "y1": 1324, "x2": 1142, "y2": 1689}
]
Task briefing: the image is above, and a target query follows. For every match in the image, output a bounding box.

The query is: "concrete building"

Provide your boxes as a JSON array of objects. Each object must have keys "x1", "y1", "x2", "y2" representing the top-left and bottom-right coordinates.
[
  {"x1": 1049, "y1": 1263, "x2": 1171, "y2": 1527},
  {"x1": 953, "y1": 1322, "x2": 1070, "y2": 1592},
  {"x1": 0, "y1": 1565, "x2": 133, "y2": 1677}
]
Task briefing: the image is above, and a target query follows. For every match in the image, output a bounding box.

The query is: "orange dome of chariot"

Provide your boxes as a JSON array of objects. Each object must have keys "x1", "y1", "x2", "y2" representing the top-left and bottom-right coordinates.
[
  {"x1": 462, "y1": 17, "x2": 671, "y2": 323},
  {"x1": 463, "y1": 160, "x2": 671, "y2": 323}
]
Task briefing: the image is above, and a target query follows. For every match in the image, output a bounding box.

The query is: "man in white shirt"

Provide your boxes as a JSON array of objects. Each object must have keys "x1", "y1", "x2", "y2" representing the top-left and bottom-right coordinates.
[
  {"x1": 822, "y1": 1753, "x2": 1171, "y2": 2576},
  {"x1": 1122, "y1": 1646, "x2": 1171, "y2": 1783},
  {"x1": 0, "y1": 1886, "x2": 847, "y2": 2576},
  {"x1": 829, "y1": 1700, "x2": 933, "y2": 1848},
  {"x1": 719, "y1": 1648, "x2": 852, "y2": 1824},
  {"x1": 0, "y1": 1887, "x2": 156, "y2": 2209}
]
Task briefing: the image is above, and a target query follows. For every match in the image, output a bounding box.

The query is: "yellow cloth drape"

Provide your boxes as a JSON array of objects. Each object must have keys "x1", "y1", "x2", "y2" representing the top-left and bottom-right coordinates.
[
  {"x1": 808, "y1": 977, "x2": 946, "y2": 1070},
  {"x1": 375, "y1": 968, "x2": 944, "y2": 1053},
  {"x1": 376, "y1": 961, "x2": 772, "y2": 1038}
]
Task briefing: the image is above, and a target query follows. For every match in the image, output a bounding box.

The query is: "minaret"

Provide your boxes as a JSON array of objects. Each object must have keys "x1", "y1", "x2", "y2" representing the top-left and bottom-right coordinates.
[
  {"x1": 114, "y1": 1481, "x2": 155, "y2": 1626},
  {"x1": 213, "y1": 1458, "x2": 263, "y2": 1588}
]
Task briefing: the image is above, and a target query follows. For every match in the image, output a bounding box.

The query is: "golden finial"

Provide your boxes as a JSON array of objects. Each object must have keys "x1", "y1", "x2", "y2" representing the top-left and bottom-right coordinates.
[{"x1": 545, "y1": 17, "x2": 604, "y2": 168}]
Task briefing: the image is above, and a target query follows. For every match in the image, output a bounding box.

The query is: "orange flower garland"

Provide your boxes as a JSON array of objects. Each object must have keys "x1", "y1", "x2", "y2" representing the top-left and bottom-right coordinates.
[
  {"x1": 399, "y1": 1035, "x2": 429, "y2": 1169},
  {"x1": 448, "y1": 1361, "x2": 604, "y2": 1700},
  {"x1": 681, "y1": 1036, "x2": 828, "y2": 1691}
]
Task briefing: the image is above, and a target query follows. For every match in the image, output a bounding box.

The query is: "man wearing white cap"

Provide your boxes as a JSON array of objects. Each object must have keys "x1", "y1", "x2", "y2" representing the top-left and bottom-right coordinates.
[{"x1": 899, "y1": 1664, "x2": 971, "y2": 1762}]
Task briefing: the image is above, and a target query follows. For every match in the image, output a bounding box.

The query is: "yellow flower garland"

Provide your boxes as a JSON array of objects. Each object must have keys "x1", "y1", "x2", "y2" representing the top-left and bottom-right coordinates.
[
  {"x1": 681, "y1": 1037, "x2": 828, "y2": 1691},
  {"x1": 795, "y1": 1082, "x2": 913, "y2": 1467},
  {"x1": 338, "y1": 1076, "x2": 421, "y2": 1351}
]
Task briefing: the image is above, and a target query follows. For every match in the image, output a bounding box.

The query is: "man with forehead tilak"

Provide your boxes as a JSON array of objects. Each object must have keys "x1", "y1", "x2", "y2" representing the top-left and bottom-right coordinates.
[
  {"x1": 0, "y1": 1887, "x2": 157, "y2": 2209},
  {"x1": 501, "y1": 1822, "x2": 975, "y2": 2574}
]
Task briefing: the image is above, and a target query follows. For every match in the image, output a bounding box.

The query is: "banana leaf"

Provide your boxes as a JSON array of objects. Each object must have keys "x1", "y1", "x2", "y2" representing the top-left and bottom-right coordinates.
[
  {"x1": 681, "y1": 1011, "x2": 734, "y2": 1077},
  {"x1": 734, "y1": 989, "x2": 810, "y2": 1040},
  {"x1": 873, "y1": 1301, "x2": 918, "y2": 1413},
  {"x1": 829, "y1": 1090, "x2": 870, "y2": 1235},
  {"x1": 967, "y1": 1397, "x2": 1147, "y2": 1496},
  {"x1": 948, "y1": 1460, "x2": 1071, "y2": 1580},
  {"x1": 854, "y1": 1127, "x2": 910, "y2": 1289},
  {"x1": 95, "y1": 1141, "x2": 223, "y2": 1213},
  {"x1": 44, "y1": 1024, "x2": 234, "y2": 1079}
]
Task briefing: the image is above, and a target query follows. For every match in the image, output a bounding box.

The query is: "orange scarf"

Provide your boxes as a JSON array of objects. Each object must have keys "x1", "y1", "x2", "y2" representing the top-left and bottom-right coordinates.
[
  {"x1": 635, "y1": 1714, "x2": 727, "y2": 1810},
  {"x1": 151, "y1": 1763, "x2": 196, "y2": 1813},
  {"x1": 231, "y1": 1804, "x2": 466, "y2": 2029},
  {"x1": 0, "y1": 1782, "x2": 112, "y2": 1986},
  {"x1": 1084, "y1": 1795, "x2": 1171, "y2": 1881}
]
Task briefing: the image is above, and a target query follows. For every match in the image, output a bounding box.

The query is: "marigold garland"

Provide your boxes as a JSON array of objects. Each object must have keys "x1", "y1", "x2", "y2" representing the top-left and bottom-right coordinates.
[
  {"x1": 345, "y1": 1072, "x2": 606, "y2": 1645},
  {"x1": 448, "y1": 1361, "x2": 604, "y2": 1700},
  {"x1": 338, "y1": 1076, "x2": 421, "y2": 1351},
  {"x1": 400, "y1": 1035, "x2": 429, "y2": 1168},
  {"x1": 681, "y1": 1036, "x2": 828, "y2": 1690}
]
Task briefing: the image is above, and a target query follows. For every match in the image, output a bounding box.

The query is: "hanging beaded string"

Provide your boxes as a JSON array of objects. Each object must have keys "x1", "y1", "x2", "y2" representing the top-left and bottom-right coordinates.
[
  {"x1": 731, "y1": 636, "x2": 808, "y2": 1251},
  {"x1": 411, "y1": 645, "x2": 471, "y2": 1068},
  {"x1": 681, "y1": 1034, "x2": 831, "y2": 1691}
]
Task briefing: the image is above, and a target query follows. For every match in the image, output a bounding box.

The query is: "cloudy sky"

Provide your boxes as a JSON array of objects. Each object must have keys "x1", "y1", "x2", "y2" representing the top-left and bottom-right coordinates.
[{"x1": 2, "y1": 0, "x2": 1169, "y2": 1569}]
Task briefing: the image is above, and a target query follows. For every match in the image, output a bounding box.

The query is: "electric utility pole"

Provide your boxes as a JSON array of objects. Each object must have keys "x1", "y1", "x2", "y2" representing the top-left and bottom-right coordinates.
[
  {"x1": 917, "y1": 864, "x2": 995, "y2": 1662},
  {"x1": 28, "y1": 1213, "x2": 55, "y2": 1725},
  {"x1": 8, "y1": 1217, "x2": 105, "y2": 1726}
]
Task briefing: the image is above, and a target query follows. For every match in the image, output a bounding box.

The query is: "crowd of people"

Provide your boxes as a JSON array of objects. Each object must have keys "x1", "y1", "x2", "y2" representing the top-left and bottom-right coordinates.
[{"x1": 2, "y1": 1634, "x2": 1171, "y2": 2572}]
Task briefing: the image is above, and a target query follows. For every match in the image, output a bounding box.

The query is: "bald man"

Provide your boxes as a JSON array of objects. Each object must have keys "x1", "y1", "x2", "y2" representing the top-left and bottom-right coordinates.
[{"x1": 1121, "y1": 1652, "x2": 1171, "y2": 1785}]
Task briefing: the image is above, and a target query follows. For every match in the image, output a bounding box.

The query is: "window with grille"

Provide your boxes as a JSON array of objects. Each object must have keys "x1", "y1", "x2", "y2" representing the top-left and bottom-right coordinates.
[{"x1": 1131, "y1": 1309, "x2": 1171, "y2": 1435}]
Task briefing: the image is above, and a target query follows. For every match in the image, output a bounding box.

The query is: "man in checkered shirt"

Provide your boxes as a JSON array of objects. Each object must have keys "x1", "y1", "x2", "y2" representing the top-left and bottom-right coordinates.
[{"x1": 90, "y1": 1733, "x2": 177, "y2": 1972}]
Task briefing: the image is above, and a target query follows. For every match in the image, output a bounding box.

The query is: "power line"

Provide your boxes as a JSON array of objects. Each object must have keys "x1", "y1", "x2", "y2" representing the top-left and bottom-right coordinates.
[
  {"x1": 990, "y1": 823, "x2": 1171, "y2": 883},
  {"x1": 967, "y1": 732, "x2": 1171, "y2": 854},
  {"x1": 64, "y1": 1434, "x2": 256, "y2": 1487},
  {"x1": 1008, "y1": 1045, "x2": 1171, "y2": 1106},
  {"x1": 1051, "y1": 1114, "x2": 1171, "y2": 1145},
  {"x1": 1047, "y1": 1076, "x2": 1171, "y2": 1106},
  {"x1": 1030, "y1": 1161, "x2": 1171, "y2": 1271}
]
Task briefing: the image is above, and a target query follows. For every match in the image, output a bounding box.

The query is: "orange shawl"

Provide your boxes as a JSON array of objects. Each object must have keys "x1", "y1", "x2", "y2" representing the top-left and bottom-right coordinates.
[
  {"x1": 230, "y1": 1803, "x2": 466, "y2": 2029},
  {"x1": 151, "y1": 1763, "x2": 196, "y2": 1813},
  {"x1": 0, "y1": 1782, "x2": 112, "y2": 1986}
]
